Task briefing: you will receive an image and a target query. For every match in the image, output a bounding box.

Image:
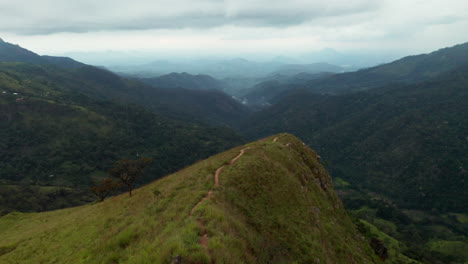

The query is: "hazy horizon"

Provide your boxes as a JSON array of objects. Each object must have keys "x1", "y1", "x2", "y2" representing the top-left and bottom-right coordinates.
[{"x1": 1, "y1": 0, "x2": 467, "y2": 65}]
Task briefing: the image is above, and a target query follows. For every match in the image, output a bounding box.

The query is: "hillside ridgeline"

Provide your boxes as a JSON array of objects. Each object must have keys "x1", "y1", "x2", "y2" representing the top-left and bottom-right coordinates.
[{"x1": 0, "y1": 134, "x2": 381, "y2": 264}]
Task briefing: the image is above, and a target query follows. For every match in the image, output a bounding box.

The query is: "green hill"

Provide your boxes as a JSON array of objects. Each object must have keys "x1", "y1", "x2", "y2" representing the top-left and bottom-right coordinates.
[{"x1": 0, "y1": 134, "x2": 382, "y2": 264}]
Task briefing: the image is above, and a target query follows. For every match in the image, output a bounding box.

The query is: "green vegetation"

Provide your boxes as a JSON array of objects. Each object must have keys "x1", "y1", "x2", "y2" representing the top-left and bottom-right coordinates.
[
  {"x1": 2, "y1": 38, "x2": 467, "y2": 263},
  {"x1": 427, "y1": 240, "x2": 468, "y2": 262},
  {"x1": 131, "y1": 86, "x2": 252, "y2": 127},
  {"x1": 0, "y1": 61, "x2": 244, "y2": 214},
  {"x1": 242, "y1": 64, "x2": 468, "y2": 213},
  {"x1": 0, "y1": 184, "x2": 94, "y2": 216},
  {"x1": 358, "y1": 220, "x2": 419, "y2": 263},
  {"x1": 344, "y1": 189, "x2": 468, "y2": 263},
  {"x1": 0, "y1": 134, "x2": 381, "y2": 263},
  {"x1": 241, "y1": 64, "x2": 468, "y2": 263}
]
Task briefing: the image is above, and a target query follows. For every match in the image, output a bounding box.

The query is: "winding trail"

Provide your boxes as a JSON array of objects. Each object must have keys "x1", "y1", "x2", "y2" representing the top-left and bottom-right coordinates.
[
  {"x1": 189, "y1": 147, "x2": 251, "y2": 255},
  {"x1": 189, "y1": 137, "x2": 279, "y2": 258}
]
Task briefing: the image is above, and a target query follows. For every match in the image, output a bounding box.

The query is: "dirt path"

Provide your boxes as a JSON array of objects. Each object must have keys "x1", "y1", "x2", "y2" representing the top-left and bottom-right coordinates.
[
  {"x1": 189, "y1": 139, "x2": 276, "y2": 257},
  {"x1": 189, "y1": 147, "x2": 251, "y2": 256},
  {"x1": 229, "y1": 147, "x2": 250, "y2": 165}
]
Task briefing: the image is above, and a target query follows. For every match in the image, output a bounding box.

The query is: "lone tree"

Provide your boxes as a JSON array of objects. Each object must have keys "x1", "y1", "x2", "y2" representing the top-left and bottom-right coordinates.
[
  {"x1": 109, "y1": 157, "x2": 153, "y2": 197},
  {"x1": 90, "y1": 178, "x2": 121, "y2": 201}
]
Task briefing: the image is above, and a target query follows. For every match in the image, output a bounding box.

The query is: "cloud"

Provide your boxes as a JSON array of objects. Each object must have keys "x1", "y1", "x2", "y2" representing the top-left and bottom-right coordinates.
[
  {"x1": 0, "y1": 0, "x2": 380, "y2": 35},
  {"x1": 1, "y1": 0, "x2": 467, "y2": 57}
]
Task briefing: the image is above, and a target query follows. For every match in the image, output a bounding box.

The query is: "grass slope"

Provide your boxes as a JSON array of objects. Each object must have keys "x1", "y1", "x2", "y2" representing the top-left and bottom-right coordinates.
[{"x1": 0, "y1": 134, "x2": 380, "y2": 264}]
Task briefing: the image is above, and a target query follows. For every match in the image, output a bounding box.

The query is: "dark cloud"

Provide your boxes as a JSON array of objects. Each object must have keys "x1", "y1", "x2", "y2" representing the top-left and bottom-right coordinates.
[
  {"x1": 2, "y1": 0, "x2": 466, "y2": 56},
  {"x1": 0, "y1": 0, "x2": 380, "y2": 35}
]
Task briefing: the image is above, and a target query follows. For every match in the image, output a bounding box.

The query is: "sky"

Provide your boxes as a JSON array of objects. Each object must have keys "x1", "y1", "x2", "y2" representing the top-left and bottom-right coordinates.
[{"x1": 1, "y1": 0, "x2": 467, "y2": 62}]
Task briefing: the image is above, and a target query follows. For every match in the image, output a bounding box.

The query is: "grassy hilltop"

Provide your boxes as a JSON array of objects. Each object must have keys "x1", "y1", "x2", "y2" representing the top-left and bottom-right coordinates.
[{"x1": 0, "y1": 134, "x2": 380, "y2": 264}]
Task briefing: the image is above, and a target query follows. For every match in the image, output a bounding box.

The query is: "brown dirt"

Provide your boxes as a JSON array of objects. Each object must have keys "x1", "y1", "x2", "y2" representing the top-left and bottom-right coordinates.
[{"x1": 188, "y1": 147, "x2": 252, "y2": 257}]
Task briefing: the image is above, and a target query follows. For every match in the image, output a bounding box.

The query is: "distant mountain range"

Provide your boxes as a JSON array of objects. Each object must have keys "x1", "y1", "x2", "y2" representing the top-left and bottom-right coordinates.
[
  {"x1": 110, "y1": 57, "x2": 347, "y2": 80},
  {"x1": 299, "y1": 42, "x2": 468, "y2": 94},
  {"x1": 133, "y1": 64, "x2": 346, "y2": 107},
  {"x1": 105, "y1": 55, "x2": 355, "y2": 100},
  {"x1": 268, "y1": 62, "x2": 346, "y2": 76},
  {"x1": 241, "y1": 42, "x2": 468, "y2": 106},
  {"x1": 64, "y1": 47, "x2": 400, "y2": 69}
]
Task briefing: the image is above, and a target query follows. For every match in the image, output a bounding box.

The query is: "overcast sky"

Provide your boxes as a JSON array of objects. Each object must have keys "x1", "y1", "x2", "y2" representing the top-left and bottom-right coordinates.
[{"x1": 1, "y1": 0, "x2": 467, "y2": 59}]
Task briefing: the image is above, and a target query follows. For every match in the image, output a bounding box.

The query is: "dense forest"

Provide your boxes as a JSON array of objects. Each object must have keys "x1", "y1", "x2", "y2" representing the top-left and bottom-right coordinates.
[
  {"x1": 241, "y1": 64, "x2": 468, "y2": 213},
  {"x1": 240, "y1": 64, "x2": 468, "y2": 263},
  {"x1": 0, "y1": 60, "x2": 244, "y2": 215}
]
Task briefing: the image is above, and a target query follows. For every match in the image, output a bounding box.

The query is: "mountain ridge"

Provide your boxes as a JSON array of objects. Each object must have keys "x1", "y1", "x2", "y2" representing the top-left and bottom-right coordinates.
[
  {"x1": 301, "y1": 42, "x2": 468, "y2": 94},
  {"x1": 0, "y1": 39, "x2": 250, "y2": 127},
  {"x1": 242, "y1": 42, "x2": 468, "y2": 104},
  {"x1": 0, "y1": 134, "x2": 382, "y2": 263},
  {"x1": 0, "y1": 40, "x2": 85, "y2": 69}
]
